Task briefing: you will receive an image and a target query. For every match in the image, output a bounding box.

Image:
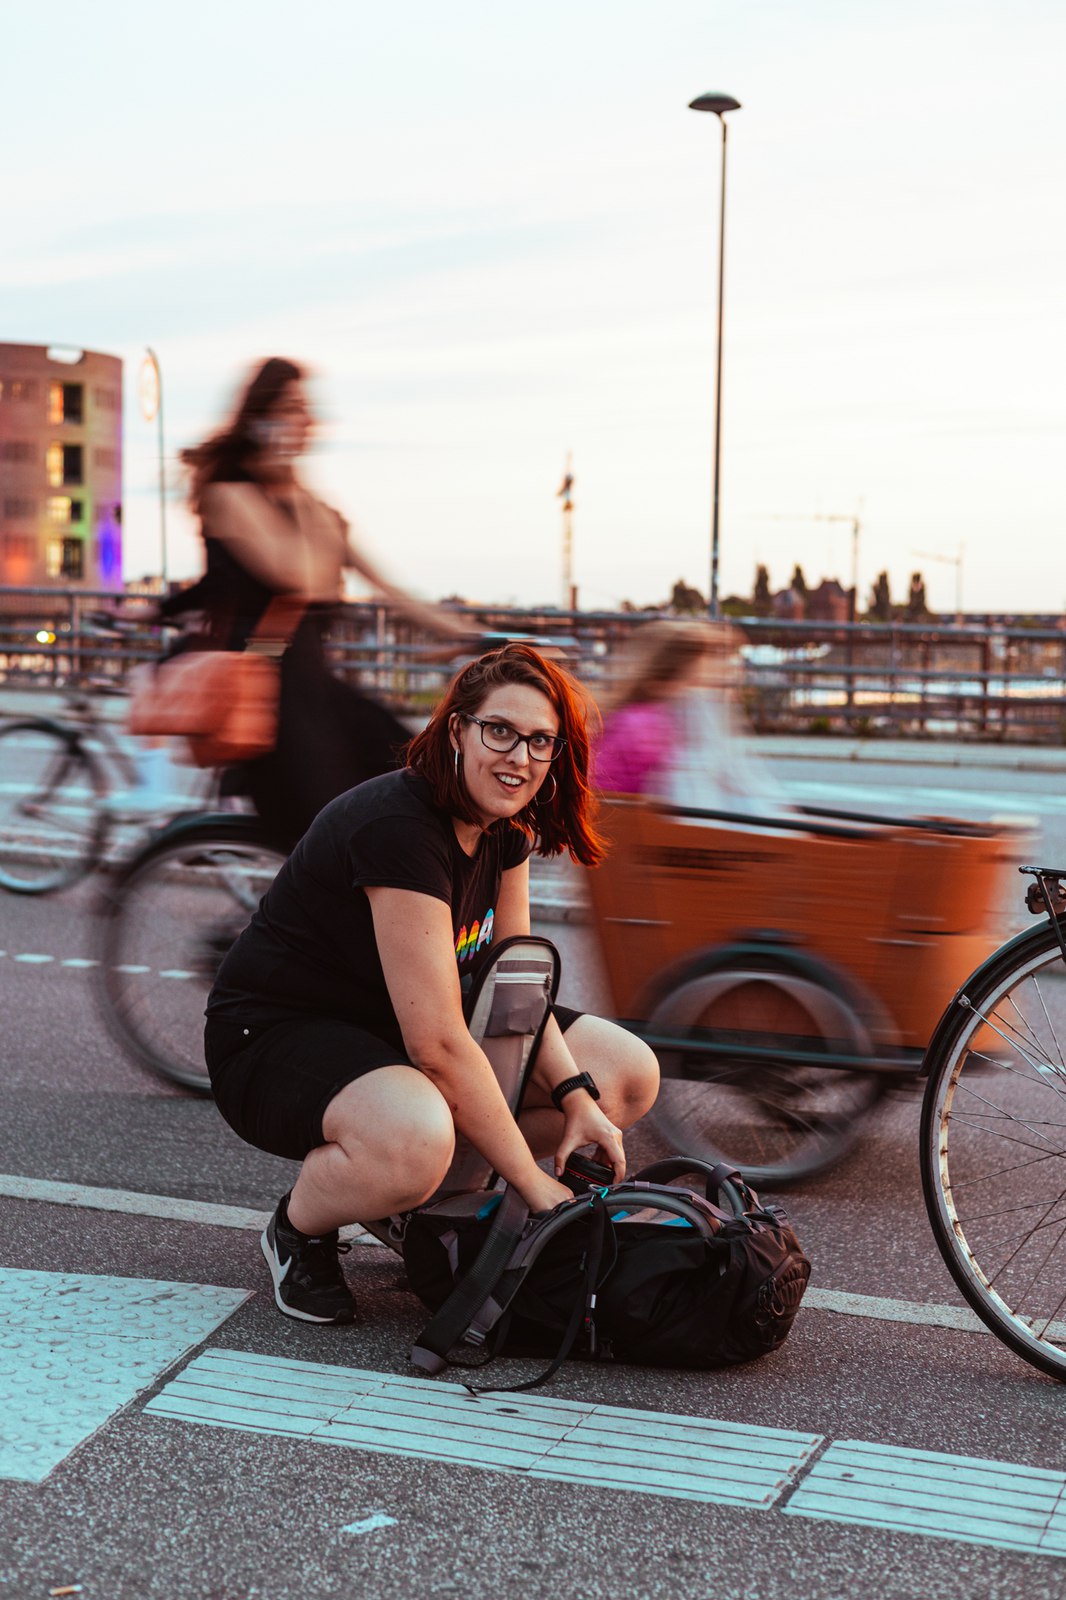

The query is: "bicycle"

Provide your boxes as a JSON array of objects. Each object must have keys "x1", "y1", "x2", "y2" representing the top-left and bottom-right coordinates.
[
  {"x1": 0, "y1": 615, "x2": 209, "y2": 894},
  {"x1": 94, "y1": 810, "x2": 286, "y2": 1092},
  {"x1": 920, "y1": 864, "x2": 1066, "y2": 1381}
]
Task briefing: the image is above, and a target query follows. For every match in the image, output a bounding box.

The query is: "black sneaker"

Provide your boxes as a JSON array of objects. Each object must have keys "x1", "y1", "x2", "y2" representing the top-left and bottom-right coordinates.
[{"x1": 261, "y1": 1199, "x2": 357, "y2": 1324}]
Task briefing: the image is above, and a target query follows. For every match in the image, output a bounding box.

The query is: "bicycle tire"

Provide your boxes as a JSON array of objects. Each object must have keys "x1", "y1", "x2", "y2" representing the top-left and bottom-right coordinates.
[
  {"x1": 646, "y1": 943, "x2": 886, "y2": 1187},
  {"x1": 0, "y1": 719, "x2": 107, "y2": 893},
  {"x1": 96, "y1": 812, "x2": 286, "y2": 1092},
  {"x1": 920, "y1": 918, "x2": 1066, "y2": 1381}
]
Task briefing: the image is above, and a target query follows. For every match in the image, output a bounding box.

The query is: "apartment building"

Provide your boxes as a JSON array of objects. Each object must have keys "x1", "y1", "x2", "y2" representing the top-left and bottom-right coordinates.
[{"x1": 0, "y1": 342, "x2": 123, "y2": 590}]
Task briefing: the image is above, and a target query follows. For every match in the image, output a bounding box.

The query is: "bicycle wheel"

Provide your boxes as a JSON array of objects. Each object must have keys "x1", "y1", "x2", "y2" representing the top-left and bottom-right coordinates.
[
  {"x1": 0, "y1": 719, "x2": 107, "y2": 893},
  {"x1": 648, "y1": 946, "x2": 885, "y2": 1186},
  {"x1": 921, "y1": 920, "x2": 1066, "y2": 1380},
  {"x1": 96, "y1": 813, "x2": 286, "y2": 1092}
]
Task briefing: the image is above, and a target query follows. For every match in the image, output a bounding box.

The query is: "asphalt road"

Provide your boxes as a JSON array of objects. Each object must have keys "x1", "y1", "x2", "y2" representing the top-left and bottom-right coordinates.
[{"x1": 4, "y1": 749, "x2": 1066, "y2": 1599}]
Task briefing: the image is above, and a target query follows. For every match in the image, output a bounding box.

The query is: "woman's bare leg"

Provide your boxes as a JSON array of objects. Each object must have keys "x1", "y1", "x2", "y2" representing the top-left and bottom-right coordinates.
[{"x1": 287, "y1": 1066, "x2": 456, "y2": 1234}]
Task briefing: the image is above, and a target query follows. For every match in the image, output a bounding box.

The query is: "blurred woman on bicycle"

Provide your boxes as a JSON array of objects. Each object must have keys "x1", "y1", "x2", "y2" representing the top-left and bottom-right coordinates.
[
  {"x1": 204, "y1": 642, "x2": 659, "y2": 1324},
  {"x1": 165, "y1": 357, "x2": 467, "y2": 850}
]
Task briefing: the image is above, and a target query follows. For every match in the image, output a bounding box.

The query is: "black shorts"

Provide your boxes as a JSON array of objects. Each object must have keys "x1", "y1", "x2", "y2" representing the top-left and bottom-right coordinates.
[{"x1": 204, "y1": 1004, "x2": 584, "y2": 1163}]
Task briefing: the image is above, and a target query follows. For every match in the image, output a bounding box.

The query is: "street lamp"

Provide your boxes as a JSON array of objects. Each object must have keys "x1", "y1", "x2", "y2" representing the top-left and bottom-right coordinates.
[
  {"x1": 138, "y1": 347, "x2": 167, "y2": 588},
  {"x1": 690, "y1": 91, "x2": 741, "y2": 619}
]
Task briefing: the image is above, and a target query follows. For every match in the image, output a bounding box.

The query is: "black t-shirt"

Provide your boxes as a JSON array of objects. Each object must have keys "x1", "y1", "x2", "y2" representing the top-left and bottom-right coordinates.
[{"x1": 207, "y1": 769, "x2": 533, "y2": 1048}]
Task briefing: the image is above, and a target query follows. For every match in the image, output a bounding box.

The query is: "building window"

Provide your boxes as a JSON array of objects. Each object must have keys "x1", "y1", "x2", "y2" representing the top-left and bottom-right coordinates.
[
  {"x1": 92, "y1": 386, "x2": 119, "y2": 412},
  {"x1": 47, "y1": 495, "x2": 73, "y2": 525},
  {"x1": 3, "y1": 497, "x2": 36, "y2": 519},
  {"x1": 48, "y1": 382, "x2": 82, "y2": 423},
  {"x1": 93, "y1": 446, "x2": 119, "y2": 470},
  {"x1": 0, "y1": 440, "x2": 36, "y2": 462},
  {"x1": 45, "y1": 537, "x2": 84, "y2": 579},
  {"x1": 69, "y1": 499, "x2": 84, "y2": 523},
  {"x1": 4, "y1": 378, "x2": 38, "y2": 403},
  {"x1": 63, "y1": 443, "x2": 83, "y2": 484},
  {"x1": 47, "y1": 442, "x2": 63, "y2": 485}
]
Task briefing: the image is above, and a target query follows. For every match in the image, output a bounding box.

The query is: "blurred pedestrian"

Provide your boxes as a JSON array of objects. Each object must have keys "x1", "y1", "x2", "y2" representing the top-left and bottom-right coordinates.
[{"x1": 164, "y1": 357, "x2": 468, "y2": 849}]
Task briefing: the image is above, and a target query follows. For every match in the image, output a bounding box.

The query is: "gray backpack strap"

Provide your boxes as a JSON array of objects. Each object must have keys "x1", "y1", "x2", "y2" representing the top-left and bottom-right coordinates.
[
  {"x1": 432, "y1": 936, "x2": 560, "y2": 1200},
  {"x1": 411, "y1": 1186, "x2": 531, "y2": 1374}
]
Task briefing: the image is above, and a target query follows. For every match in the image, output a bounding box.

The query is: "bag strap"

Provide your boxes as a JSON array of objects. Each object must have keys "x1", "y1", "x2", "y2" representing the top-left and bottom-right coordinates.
[
  {"x1": 411, "y1": 1186, "x2": 531, "y2": 1375},
  {"x1": 632, "y1": 1157, "x2": 752, "y2": 1217},
  {"x1": 462, "y1": 1191, "x2": 612, "y2": 1396}
]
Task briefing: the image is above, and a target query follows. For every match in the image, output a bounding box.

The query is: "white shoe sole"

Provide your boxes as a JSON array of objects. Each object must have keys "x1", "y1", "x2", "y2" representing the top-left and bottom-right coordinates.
[{"x1": 259, "y1": 1225, "x2": 351, "y2": 1324}]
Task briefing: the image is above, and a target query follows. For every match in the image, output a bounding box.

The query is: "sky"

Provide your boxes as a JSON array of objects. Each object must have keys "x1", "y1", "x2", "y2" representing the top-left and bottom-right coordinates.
[{"x1": 3, "y1": 0, "x2": 1064, "y2": 615}]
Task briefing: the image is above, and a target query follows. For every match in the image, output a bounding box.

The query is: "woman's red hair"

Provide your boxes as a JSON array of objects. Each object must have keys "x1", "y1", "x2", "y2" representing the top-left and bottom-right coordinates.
[{"x1": 407, "y1": 643, "x2": 606, "y2": 866}]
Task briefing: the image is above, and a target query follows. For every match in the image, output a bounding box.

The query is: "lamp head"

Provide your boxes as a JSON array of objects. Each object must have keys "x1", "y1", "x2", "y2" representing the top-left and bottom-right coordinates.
[{"x1": 689, "y1": 93, "x2": 741, "y2": 116}]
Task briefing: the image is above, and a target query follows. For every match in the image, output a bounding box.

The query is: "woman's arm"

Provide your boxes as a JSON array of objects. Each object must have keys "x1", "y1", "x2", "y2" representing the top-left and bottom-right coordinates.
[
  {"x1": 342, "y1": 519, "x2": 471, "y2": 640},
  {"x1": 494, "y1": 859, "x2": 626, "y2": 1180},
  {"x1": 366, "y1": 885, "x2": 571, "y2": 1212}
]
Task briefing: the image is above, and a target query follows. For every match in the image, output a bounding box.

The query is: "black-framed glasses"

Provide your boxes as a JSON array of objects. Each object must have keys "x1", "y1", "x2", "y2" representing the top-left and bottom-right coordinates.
[{"x1": 462, "y1": 715, "x2": 567, "y2": 762}]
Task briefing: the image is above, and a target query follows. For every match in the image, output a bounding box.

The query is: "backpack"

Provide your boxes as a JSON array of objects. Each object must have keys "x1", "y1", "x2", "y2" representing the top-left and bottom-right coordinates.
[
  {"x1": 362, "y1": 934, "x2": 811, "y2": 1387},
  {"x1": 401, "y1": 1157, "x2": 811, "y2": 1388}
]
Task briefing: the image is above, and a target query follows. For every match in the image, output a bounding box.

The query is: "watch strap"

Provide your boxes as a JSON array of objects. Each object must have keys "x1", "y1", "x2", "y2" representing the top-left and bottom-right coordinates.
[{"x1": 550, "y1": 1071, "x2": 600, "y2": 1111}]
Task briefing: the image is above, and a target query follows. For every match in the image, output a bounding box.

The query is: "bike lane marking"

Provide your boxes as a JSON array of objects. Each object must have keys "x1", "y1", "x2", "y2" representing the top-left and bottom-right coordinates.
[
  {"x1": 0, "y1": 1174, "x2": 373, "y2": 1244},
  {"x1": 0, "y1": 1175, "x2": 1019, "y2": 1323},
  {"x1": 0, "y1": 1268, "x2": 249, "y2": 1484}
]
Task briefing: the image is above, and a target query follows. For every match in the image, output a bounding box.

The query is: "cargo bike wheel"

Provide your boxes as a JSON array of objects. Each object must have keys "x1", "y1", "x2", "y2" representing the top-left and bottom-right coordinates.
[
  {"x1": 645, "y1": 943, "x2": 886, "y2": 1187},
  {"x1": 96, "y1": 812, "x2": 286, "y2": 1093},
  {"x1": 921, "y1": 919, "x2": 1066, "y2": 1381}
]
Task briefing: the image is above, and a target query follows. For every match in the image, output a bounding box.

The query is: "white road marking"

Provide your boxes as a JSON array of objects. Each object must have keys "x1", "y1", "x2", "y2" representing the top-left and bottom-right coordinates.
[
  {"x1": 145, "y1": 1349, "x2": 821, "y2": 1508},
  {"x1": 60, "y1": 958, "x2": 99, "y2": 969},
  {"x1": 0, "y1": 1174, "x2": 372, "y2": 1244},
  {"x1": 804, "y1": 1287, "x2": 988, "y2": 1336},
  {"x1": 785, "y1": 1439, "x2": 1066, "y2": 1556},
  {"x1": 13, "y1": 953, "x2": 54, "y2": 965},
  {"x1": 340, "y1": 1513, "x2": 397, "y2": 1536}
]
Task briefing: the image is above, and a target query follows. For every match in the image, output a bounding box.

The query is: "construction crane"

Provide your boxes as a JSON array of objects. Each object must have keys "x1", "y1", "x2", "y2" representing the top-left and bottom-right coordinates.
[
  {"x1": 557, "y1": 464, "x2": 573, "y2": 617},
  {"x1": 912, "y1": 544, "x2": 964, "y2": 622}
]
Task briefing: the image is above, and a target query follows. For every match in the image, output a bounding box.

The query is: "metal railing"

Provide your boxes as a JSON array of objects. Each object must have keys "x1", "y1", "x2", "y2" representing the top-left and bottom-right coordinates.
[{"x1": 2, "y1": 586, "x2": 1065, "y2": 743}]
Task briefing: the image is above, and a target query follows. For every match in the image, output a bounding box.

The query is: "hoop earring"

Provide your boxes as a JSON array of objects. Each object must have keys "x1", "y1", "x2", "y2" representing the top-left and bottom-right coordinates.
[
  {"x1": 537, "y1": 772, "x2": 558, "y2": 806},
  {"x1": 453, "y1": 746, "x2": 462, "y2": 779}
]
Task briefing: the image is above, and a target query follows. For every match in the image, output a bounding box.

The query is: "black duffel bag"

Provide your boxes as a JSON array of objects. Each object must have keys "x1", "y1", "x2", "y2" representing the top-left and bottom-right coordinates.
[{"x1": 402, "y1": 1158, "x2": 811, "y2": 1390}]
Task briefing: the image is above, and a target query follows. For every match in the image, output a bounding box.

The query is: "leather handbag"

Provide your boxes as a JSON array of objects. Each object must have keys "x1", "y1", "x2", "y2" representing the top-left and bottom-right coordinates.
[{"x1": 128, "y1": 597, "x2": 303, "y2": 767}]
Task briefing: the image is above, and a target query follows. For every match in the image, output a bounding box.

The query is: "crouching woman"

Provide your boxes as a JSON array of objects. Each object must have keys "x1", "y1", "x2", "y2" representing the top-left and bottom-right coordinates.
[{"x1": 204, "y1": 643, "x2": 659, "y2": 1323}]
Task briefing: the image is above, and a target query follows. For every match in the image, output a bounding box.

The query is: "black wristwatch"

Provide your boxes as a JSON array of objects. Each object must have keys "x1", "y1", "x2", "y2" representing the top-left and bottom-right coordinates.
[{"x1": 550, "y1": 1071, "x2": 600, "y2": 1111}]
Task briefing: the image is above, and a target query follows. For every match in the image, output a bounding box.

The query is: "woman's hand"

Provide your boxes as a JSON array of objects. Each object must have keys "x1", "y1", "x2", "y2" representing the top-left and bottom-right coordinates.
[
  {"x1": 519, "y1": 1169, "x2": 576, "y2": 1216},
  {"x1": 555, "y1": 1095, "x2": 626, "y2": 1184}
]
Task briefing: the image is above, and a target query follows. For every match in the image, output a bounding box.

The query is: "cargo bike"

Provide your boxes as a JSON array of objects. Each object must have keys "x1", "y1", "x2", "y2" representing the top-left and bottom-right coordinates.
[{"x1": 586, "y1": 794, "x2": 1027, "y2": 1188}]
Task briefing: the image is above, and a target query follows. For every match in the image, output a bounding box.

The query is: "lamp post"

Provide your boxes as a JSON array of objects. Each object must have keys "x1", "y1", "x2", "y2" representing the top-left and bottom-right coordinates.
[
  {"x1": 690, "y1": 91, "x2": 741, "y2": 619},
  {"x1": 138, "y1": 347, "x2": 167, "y2": 588}
]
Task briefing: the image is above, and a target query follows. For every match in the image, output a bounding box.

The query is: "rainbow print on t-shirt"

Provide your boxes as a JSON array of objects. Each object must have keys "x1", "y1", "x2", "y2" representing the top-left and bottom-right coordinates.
[{"x1": 455, "y1": 907, "x2": 494, "y2": 965}]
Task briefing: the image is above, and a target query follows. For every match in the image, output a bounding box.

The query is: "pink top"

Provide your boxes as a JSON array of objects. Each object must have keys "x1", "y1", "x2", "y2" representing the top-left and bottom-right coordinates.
[{"x1": 593, "y1": 701, "x2": 676, "y2": 794}]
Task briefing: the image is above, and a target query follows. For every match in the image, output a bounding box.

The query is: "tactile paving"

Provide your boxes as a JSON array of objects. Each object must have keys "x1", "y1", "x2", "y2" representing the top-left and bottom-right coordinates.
[
  {"x1": 0, "y1": 1268, "x2": 249, "y2": 1483},
  {"x1": 147, "y1": 1348, "x2": 822, "y2": 1507},
  {"x1": 786, "y1": 1439, "x2": 1066, "y2": 1556}
]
